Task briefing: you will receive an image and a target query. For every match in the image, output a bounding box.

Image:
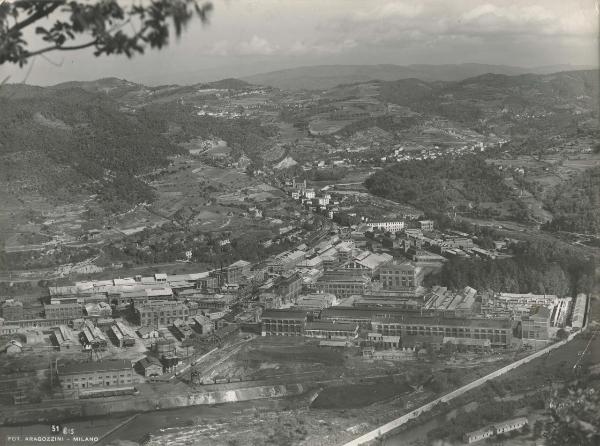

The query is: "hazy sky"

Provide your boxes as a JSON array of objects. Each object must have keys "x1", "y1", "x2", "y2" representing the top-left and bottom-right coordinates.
[{"x1": 2, "y1": 0, "x2": 599, "y2": 86}]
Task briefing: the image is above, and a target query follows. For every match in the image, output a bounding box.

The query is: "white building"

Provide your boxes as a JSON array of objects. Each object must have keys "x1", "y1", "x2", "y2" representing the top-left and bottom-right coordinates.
[
  {"x1": 571, "y1": 293, "x2": 587, "y2": 329},
  {"x1": 366, "y1": 221, "x2": 405, "y2": 233}
]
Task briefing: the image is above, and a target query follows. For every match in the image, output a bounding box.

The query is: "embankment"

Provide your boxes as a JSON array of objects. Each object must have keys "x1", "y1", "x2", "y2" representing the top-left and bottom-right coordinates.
[{"x1": 1, "y1": 383, "x2": 307, "y2": 426}]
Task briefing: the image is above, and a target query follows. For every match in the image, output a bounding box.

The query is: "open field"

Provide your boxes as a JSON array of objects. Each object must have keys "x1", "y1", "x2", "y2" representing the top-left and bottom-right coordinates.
[{"x1": 312, "y1": 379, "x2": 411, "y2": 409}]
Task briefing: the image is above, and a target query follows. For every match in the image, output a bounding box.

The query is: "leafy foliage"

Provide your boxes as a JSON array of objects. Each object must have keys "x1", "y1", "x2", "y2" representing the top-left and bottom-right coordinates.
[
  {"x1": 364, "y1": 155, "x2": 513, "y2": 213},
  {"x1": 141, "y1": 101, "x2": 278, "y2": 164},
  {"x1": 0, "y1": 86, "x2": 183, "y2": 209},
  {"x1": 379, "y1": 71, "x2": 599, "y2": 132},
  {"x1": 545, "y1": 384, "x2": 600, "y2": 446},
  {"x1": 543, "y1": 166, "x2": 600, "y2": 234},
  {"x1": 427, "y1": 240, "x2": 596, "y2": 296},
  {"x1": 0, "y1": 0, "x2": 212, "y2": 66}
]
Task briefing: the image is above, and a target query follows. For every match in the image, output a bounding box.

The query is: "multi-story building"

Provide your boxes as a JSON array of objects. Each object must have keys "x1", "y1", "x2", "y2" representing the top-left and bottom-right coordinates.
[
  {"x1": 259, "y1": 292, "x2": 283, "y2": 309},
  {"x1": 371, "y1": 315, "x2": 513, "y2": 348},
  {"x1": 294, "y1": 293, "x2": 337, "y2": 316},
  {"x1": 1, "y1": 299, "x2": 24, "y2": 321},
  {"x1": 521, "y1": 306, "x2": 552, "y2": 345},
  {"x1": 380, "y1": 261, "x2": 424, "y2": 291},
  {"x1": 419, "y1": 220, "x2": 434, "y2": 231},
  {"x1": 304, "y1": 321, "x2": 358, "y2": 340},
  {"x1": 211, "y1": 260, "x2": 252, "y2": 286},
  {"x1": 261, "y1": 309, "x2": 307, "y2": 336},
  {"x1": 338, "y1": 251, "x2": 393, "y2": 278},
  {"x1": 58, "y1": 359, "x2": 134, "y2": 393},
  {"x1": 304, "y1": 189, "x2": 316, "y2": 199},
  {"x1": 366, "y1": 221, "x2": 405, "y2": 233},
  {"x1": 191, "y1": 314, "x2": 214, "y2": 334},
  {"x1": 44, "y1": 303, "x2": 83, "y2": 320},
  {"x1": 266, "y1": 250, "x2": 306, "y2": 274},
  {"x1": 352, "y1": 289, "x2": 426, "y2": 310},
  {"x1": 136, "y1": 300, "x2": 190, "y2": 327},
  {"x1": 187, "y1": 294, "x2": 234, "y2": 311},
  {"x1": 273, "y1": 272, "x2": 303, "y2": 304},
  {"x1": 321, "y1": 307, "x2": 380, "y2": 325},
  {"x1": 196, "y1": 275, "x2": 220, "y2": 292},
  {"x1": 315, "y1": 272, "x2": 371, "y2": 298}
]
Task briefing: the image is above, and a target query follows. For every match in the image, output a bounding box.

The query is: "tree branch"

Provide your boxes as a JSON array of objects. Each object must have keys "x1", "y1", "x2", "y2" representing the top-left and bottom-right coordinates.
[
  {"x1": 8, "y1": 2, "x2": 64, "y2": 34},
  {"x1": 25, "y1": 39, "x2": 98, "y2": 57}
]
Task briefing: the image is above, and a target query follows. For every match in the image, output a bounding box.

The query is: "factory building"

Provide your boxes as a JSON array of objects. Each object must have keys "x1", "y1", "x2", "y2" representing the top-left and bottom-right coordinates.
[
  {"x1": 521, "y1": 306, "x2": 552, "y2": 346},
  {"x1": 58, "y1": 359, "x2": 134, "y2": 394},
  {"x1": 379, "y1": 261, "x2": 425, "y2": 291},
  {"x1": 304, "y1": 321, "x2": 359, "y2": 340},
  {"x1": 261, "y1": 309, "x2": 307, "y2": 336},
  {"x1": 136, "y1": 300, "x2": 190, "y2": 327},
  {"x1": 372, "y1": 315, "x2": 513, "y2": 348},
  {"x1": 571, "y1": 293, "x2": 588, "y2": 329},
  {"x1": 315, "y1": 272, "x2": 371, "y2": 298}
]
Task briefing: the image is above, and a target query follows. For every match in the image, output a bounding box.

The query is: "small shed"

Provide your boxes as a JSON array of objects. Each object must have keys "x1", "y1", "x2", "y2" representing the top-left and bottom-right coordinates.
[
  {"x1": 137, "y1": 356, "x2": 163, "y2": 377},
  {"x1": 137, "y1": 326, "x2": 160, "y2": 339}
]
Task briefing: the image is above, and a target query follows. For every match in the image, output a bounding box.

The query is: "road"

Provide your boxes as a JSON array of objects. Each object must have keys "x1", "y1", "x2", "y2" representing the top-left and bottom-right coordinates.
[{"x1": 342, "y1": 330, "x2": 584, "y2": 446}]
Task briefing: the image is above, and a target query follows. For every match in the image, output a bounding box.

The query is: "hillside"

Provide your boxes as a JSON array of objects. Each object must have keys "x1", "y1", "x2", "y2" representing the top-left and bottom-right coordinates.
[
  {"x1": 50, "y1": 77, "x2": 142, "y2": 97},
  {"x1": 0, "y1": 86, "x2": 183, "y2": 211},
  {"x1": 241, "y1": 63, "x2": 595, "y2": 91},
  {"x1": 378, "y1": 70, "x2": 600, "y2": 136},
  {"x1": 364, "y1": 156, "x2": 514, "y2": 216},
  {"x1": 0, "y1": 78, "x2": 281, "y2": 212},
  {"x1": 543, "y1": 166, "x2": 600, "y2": 234},
  {"x1": 198, "y1": 78, "x2": 253, "y2": 90}
]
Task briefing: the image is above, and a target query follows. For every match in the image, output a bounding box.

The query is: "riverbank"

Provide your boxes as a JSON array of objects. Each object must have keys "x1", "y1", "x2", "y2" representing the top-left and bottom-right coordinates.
[{"x1": 0, "y1": 381, "x2": 310, "y2": 427}]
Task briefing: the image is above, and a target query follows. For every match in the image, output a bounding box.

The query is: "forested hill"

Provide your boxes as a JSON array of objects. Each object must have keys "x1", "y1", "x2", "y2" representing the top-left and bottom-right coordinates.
[
  {"x1": 364, "y1": 156, "x2": 513, "y2": 214},
  {"x1": 378, "y1": 70, "x2": 599, "y2": 130},
  {"x1": 543, "y1": 166, "x2": 600, "y2": 234},
  {"x1": 0, "y1": 85, "x2": 184, "y2": 210},
  {"x1": 0, "y1": 79, "x2": 278, "y2": 211}
]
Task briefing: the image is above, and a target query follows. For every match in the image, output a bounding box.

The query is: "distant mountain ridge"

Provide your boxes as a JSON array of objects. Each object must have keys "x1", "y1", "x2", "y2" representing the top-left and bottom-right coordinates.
[{"x1": 241, "y1": 63, "x2": 597, "y2": 91}]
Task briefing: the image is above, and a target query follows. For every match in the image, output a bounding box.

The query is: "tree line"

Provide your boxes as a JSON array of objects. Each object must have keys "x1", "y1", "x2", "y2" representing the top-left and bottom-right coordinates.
[{"x1": 426, "y1": 239, "x2": 595, "y2": 297}]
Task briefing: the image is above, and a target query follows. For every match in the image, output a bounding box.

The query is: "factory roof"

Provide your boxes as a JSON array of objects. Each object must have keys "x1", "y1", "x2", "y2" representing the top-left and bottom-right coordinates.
[
  {"x1": 59, "y1": 359, "x2": 132, "y2": 375},
  {"x1": 372, "y1": 314, "x2": 512, "y2": 329},
  {"x1": 261, "y1": 309, "x2": 308, "y2": 320},
  {"x1": 305, "y1": 321, "x2": 358, "y2": 332}
]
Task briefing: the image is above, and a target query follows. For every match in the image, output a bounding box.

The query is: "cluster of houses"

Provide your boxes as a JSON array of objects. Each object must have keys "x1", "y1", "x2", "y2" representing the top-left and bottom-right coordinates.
[
  {"x1": 283, "y1": 179, "x2": 338, "y2": 218},
  {"x1": 465, "y1": 417, "x2": 529, "y2": 443}
]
